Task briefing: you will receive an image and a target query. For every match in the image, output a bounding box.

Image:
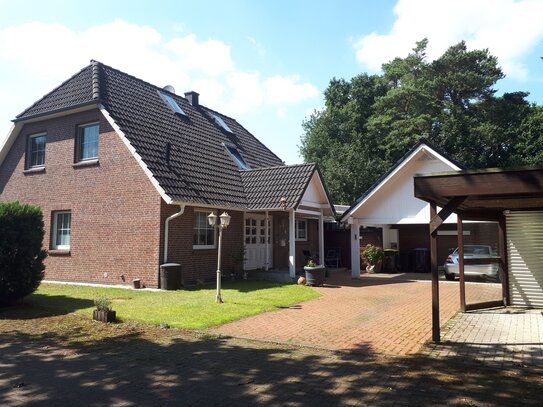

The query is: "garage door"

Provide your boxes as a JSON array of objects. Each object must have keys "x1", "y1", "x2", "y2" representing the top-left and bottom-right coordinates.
[{"x1": 506, "y1": 211, "x2": 543, "y2": 307}]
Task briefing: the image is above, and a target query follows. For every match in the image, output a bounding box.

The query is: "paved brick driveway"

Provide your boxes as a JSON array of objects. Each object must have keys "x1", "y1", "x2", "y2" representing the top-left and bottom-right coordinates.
[{"x1": 213, "y1": 271, "x2": 502, "y2": 355}]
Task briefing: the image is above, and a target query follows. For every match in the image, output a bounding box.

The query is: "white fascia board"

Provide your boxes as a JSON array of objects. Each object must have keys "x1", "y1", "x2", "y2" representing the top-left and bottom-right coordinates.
[
  {"x1": 299, "y1": 200, "x2": 329, "y2": 209},
  {"x1": 343, "y1": 143, "x2": 462, "y2": 220},
  {"x1": 295, "y1": 208, "x2": 322, "y2": 216},
  {"x1": 99, "y1": 105, "x2": 173, "y2": 205},
  {"x1": 0, "y1": 123, "x2": 22, "y2": 169}
]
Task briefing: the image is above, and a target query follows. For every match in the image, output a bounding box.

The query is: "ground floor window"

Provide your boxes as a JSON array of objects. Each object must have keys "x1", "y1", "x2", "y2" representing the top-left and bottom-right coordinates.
[
  {"x1": 52, "y1": 211, "x2": 71, "y2": 250},
  {"x1": 295, "y1": 219, "x2": 307, "y2": 241},
  {"x1": 193, "y1": 210, "x2": 216, "y2": 249}
]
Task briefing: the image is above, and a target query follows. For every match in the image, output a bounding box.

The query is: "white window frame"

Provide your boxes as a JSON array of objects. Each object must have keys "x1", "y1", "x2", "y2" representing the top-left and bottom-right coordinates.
[
  {"x1": 295, "y1": 219, "x2": 308, "y2": 241},
  {"x1": 52, "y1": 211, "x2": 71, "y2": 250},
  {"x1": 27, "y1": 133, "x2": 46, "y2": 168},
  {"x1": 193, "y1": 209, "x2": 217, "y2": 250},
  {"x1": 76, "y1": 122, "x2": 99, "y2": 162}
]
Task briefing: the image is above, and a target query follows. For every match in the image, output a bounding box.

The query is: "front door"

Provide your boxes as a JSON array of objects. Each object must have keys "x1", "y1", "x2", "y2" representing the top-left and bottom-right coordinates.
[{"x1": 244, "y1": 214, "x2": 273, "y2": 270}]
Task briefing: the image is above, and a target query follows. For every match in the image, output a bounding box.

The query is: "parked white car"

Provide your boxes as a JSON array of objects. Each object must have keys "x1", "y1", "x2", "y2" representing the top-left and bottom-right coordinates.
[{"x1": 444, "y1": 245, "x2": 500, "y2": 282}]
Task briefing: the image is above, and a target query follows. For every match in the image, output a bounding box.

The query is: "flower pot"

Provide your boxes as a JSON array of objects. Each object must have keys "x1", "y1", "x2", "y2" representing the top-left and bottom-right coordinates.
[
  {"x1": 93, "y1": 309, "x2": 116, "y2": 323},
  {"x1": 365, "y1": 261, "x2": 382, "y2": 274},
  {"x1": 304, "y1": 265, "x2": 326, "y2": 286}
]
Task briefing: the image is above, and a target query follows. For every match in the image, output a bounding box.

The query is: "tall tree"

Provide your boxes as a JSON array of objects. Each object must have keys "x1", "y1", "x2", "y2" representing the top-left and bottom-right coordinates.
[{"x1": 300, "y1": 40, "x2": 541, "y2": 204}]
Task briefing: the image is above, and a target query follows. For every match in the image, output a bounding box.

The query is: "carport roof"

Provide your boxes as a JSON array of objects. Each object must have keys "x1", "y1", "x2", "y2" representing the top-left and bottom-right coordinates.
[{"x1": 414, "y1": 165, "x2": 543, "y2": 220}]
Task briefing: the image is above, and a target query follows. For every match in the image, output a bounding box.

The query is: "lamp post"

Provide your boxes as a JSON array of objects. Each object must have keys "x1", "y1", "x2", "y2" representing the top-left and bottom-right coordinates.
[{"x1": 208, "y1": 211, "x2": 231, "y2": 303}]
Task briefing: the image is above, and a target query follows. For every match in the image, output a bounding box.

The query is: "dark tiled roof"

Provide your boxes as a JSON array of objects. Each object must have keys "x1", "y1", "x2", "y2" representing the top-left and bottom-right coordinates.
[
  {"x1": 339, "y1": 139, "x2": 465, "y2": 221},
  {"x1": 241, "y1": 163, "x2": 317, "y2": 210},
  {"x1": 16, "y1": 64, "x2": 97, "y2": 119},
  {"x1": 15, "y1": 61, "x2": 324, "y2": 209}
]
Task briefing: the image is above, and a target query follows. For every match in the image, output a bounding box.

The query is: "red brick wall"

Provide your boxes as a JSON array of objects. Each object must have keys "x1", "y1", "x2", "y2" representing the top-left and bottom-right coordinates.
[
  {"x1": 161, "y1": 204, "x2": 244, "y2": 285},
  {"x1": 0, "y1": 109, "x2": 163, "y2": 287},
  {"x1": 295, "y1": 218, "x2": 319, "y2": 268}
]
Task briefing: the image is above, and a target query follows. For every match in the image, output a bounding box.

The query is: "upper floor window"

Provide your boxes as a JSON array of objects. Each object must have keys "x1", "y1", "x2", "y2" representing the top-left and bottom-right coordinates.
[
  {"x1": 52, "y1": 211, "x2": 71, "y2": 250},
  {"x1": 211, "y1": 113, "x2": 233, "y2": 133},
  {"x1": 223, "y1": 144, "x2": 249, "y2": 170},
  {"x1": 76, "y1": 123, "x2": 99, "y2": 162},
  {"x1": 27, "y1": 133, "x2": 46, "y2": 168},
  {"x1": 160, "y1": 92, "x2": 187, "y2": 116}
]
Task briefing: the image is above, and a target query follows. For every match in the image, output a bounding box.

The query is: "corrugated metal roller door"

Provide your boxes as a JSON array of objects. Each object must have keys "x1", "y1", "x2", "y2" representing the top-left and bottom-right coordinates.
[{"x1": 506, "y1": 211, "x2": 543, "y2": 307}]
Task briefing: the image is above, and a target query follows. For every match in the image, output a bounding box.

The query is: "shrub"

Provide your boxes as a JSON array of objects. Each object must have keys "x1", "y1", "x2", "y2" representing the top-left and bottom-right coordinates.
[
  {"x1": 361, "y1": 244, "x2": 384, "y2": 266},
  {"x1": 94, "y1": 295, "x2": 112, "y2": 312},
  {"x1": 0, "y1": 201, "x2": 47, "y2": 306}
]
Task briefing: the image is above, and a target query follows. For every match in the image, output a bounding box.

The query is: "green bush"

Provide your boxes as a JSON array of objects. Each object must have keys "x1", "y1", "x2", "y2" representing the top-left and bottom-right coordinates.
[
  {"x1": 0, "y1": 201, "x2": 47, "y2": 306},
  {"x1": 362, "y1": 244, "x2": 384, "y2": 266}
]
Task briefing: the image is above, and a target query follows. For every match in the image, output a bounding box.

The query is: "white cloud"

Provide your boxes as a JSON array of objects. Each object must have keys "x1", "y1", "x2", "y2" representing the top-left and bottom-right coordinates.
[
  {"x1": 165, "y1": 34, "x2": 234, "y2": 76},
  {"x1": 353, "y1": 0, "x2": 543, "y2": 79},
  {"x1": 264, "y1": 75, "x2": 319, "y2": 105},
  {"x1": 225, "y1": 71, "x2": 265, "y2": 114},
  {"x1": 0, "y1": 19, "x2": 318, "y2": 123}
]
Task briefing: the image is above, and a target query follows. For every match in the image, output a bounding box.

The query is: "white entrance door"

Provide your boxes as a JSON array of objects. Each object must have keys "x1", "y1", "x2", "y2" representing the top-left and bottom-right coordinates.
[{"x1": 244, "y1": 214, "x2": 273, "y2": 270}]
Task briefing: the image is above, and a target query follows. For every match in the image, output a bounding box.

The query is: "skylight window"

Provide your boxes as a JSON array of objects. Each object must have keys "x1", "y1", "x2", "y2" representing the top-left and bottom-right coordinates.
[
  {"x1": 211, "y1": 113, "x2": 233, "y2": 133},
  {"x1": 160, "y1": 92, "x2": 186, "y2": 116},
  {"x1": 224, "y1": 144, "x2": 249, "y2": 170}
]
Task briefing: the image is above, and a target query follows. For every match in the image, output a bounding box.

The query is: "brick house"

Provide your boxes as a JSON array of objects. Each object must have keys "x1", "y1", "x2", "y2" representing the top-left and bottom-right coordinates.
[{"x1": 0, "y1": 61, "x2": 334, "y2": 287}]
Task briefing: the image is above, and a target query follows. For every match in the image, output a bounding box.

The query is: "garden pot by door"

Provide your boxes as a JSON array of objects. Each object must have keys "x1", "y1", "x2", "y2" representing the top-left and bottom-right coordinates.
[{"x1": 244, "y1": 214, "x2": 273, "y2": 270}]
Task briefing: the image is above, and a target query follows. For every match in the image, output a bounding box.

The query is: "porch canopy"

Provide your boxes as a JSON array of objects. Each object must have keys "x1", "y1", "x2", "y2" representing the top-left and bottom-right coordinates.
[
  {"x1": 414, "y1": 166, "x2": 543, "y2": 342},
  {"x1": 241, "y1": 163, "x2": 335, "y2": 277}
]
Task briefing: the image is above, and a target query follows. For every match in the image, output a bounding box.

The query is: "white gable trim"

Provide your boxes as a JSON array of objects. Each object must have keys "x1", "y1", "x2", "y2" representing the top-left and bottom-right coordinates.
[
  {"x1": 342, "y1": 143, "x2": 461, "y2": 221},
  {"x1": 99, "y1": 105, "x2": 173, "y2": 205},
  {"x1": 297, "y1": 171, "x2": 334, "y2": 215},
  {"x1": 0, "y1": 123, "x2": 22, "y2": 169}
]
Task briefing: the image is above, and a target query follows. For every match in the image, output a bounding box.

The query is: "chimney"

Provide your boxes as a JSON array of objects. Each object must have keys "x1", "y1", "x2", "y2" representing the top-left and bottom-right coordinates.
[{"x1": 184, "y1": 91, "x2": 199, "y2": 107}]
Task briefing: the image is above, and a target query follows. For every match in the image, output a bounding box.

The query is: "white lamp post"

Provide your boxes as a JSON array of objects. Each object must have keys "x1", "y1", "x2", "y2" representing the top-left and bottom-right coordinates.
[{"x1": 208, "y1": 211, "x2": 231, "y2": 303}]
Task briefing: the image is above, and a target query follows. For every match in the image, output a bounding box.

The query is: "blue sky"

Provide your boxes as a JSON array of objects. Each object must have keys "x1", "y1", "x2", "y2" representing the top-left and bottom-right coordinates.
[{"x1": 1, "y1": 0, "x2": 542, "y2": 164}]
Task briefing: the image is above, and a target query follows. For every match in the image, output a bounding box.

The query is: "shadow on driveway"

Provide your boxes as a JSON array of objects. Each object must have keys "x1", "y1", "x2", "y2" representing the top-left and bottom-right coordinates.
[{"x1": 0, "y1": 315, "x2": 542, "y2": 406}]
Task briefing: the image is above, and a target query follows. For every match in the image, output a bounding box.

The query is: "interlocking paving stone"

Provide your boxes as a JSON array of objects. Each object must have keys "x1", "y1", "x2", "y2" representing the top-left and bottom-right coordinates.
[{"x1": 213, "y1": 271, "x2": 503, "y2": 355}]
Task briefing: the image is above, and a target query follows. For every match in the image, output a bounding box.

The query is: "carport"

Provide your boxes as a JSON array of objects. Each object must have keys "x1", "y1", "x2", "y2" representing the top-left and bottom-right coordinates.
[{"x1": 414, "y1": 166, "x2": 543, "y2": 341}]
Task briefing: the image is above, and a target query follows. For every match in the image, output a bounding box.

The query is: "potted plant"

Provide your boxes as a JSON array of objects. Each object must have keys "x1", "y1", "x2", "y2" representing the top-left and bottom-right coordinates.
[
  {"x1": 93, "y1": 295, "x2": 116, "y2": 323},
  {"x1": 231, "y1": 245, "x2": 247, "y2": 280},
  {"x1": 361, "y1": 244, "x2": 385, "y2": 273},
  {"x1": 304, "y1": 258, "x2": 326, "y2": 286}
]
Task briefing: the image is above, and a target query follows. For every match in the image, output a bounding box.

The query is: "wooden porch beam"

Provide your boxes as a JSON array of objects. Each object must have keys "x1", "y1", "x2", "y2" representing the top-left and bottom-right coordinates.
[
  {"x1": 465, "y1": 300, "x2": 504, "y2": 312},
  {"x1": 415, "y1": 169, "x2": 543, "y2": 198},
  {"x1": 430, "y1": 201, "x2": 440, "y2": 342},
  {"x1": 429, "y1": 196, "x2": 467, "y2": 235},
  {"x1": 458, "y1": 213, "x2": 466, "y2": 312}
]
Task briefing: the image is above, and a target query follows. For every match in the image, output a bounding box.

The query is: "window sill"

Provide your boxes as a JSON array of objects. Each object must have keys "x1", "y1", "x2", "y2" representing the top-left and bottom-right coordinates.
[
  {"x1": 49, "y1": 249, "x2": 71, "y2": 256},
  {"x1": 192, "y1": 246, "x2": 217, "y2": 251},
  {"x1": 23, "y1": 166, "x2": 45, "y2": 174},
  {"x1": 73, "y1": 159, "x2": 99, "y2": 168}
]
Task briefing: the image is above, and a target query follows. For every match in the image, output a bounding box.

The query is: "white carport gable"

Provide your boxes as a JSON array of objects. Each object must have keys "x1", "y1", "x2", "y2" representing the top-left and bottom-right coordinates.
[{"x1": 340, "y1": 140, "x2": 464, "y2": 278}]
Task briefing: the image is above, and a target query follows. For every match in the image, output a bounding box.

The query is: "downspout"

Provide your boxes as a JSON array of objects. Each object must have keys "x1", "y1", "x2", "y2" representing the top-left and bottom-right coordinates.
[{"x1": 163, "y1": 204, "x2": 185, "y2": 263}]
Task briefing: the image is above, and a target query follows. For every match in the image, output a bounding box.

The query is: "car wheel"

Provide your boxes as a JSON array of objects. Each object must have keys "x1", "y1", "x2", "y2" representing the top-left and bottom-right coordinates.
[{"x1": 445, "y1": 273, "x2": 456, "y2": 281}]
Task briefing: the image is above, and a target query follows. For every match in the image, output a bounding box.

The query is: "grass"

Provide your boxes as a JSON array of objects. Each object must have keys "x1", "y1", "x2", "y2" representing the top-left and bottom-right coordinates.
[{"x1": 27, "y1": 280, "x2": 319, "y2": 329}]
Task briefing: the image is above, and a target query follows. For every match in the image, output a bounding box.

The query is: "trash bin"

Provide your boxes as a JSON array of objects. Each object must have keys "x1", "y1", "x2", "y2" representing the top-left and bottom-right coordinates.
[
  {"x1": 160, "y1": 263, "x2": 182, "y2": 290},
  {"x1": 383, "y1": 249, "x2": 399, "y2": 273},
  {"x1": 399, "y1": 252, "x2": 412, "y2": 272},
  {"x1": 413, "y1": 248, "x2": 430, "y2": 273}
]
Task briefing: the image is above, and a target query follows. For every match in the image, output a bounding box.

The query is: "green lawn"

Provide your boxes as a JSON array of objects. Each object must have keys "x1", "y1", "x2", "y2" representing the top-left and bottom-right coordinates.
[{"x1": 28, "y1": 280, "x2": 319, "y2": 329}]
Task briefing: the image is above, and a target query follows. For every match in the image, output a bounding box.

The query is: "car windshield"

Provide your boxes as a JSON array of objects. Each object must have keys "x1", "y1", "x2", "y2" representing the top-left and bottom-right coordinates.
[{"x1": 463, "y1": 246, "x2": 491, "y2": 255}]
